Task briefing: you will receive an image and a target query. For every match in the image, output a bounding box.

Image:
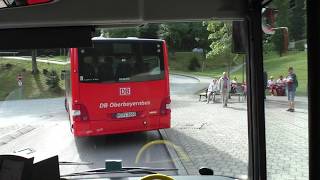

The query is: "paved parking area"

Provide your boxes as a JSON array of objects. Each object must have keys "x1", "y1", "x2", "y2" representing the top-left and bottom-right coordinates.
[{"x1": 165, "y1": 95, "x2": 308, "y2": 180}]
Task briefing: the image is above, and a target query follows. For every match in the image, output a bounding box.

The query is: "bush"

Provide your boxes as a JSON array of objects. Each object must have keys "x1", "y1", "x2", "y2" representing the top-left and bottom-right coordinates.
[
  {"x1": 188, "y1": 56, "x2": 201, "y2": 71},
  {"x1": 5, "y1": 63, "x2": 12, "y2": 69},
  {"x1": 22, "y1": 68, "x2": 26, "y2": 72},
  {"x1": 45, "y1": 70, "x2": 60, "y2": 89},
  {"x1": 43, "y1": 69, "x2": 48, "y2": 75},
  {"x1": 294, "y1": 39, "x2": 306, "y2": 51}
]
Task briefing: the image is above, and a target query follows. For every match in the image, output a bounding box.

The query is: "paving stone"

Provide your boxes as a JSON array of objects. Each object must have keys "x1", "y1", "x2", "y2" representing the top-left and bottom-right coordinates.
[{"x1": 165, "y1": 93, "x2": 308, "y2": 180}]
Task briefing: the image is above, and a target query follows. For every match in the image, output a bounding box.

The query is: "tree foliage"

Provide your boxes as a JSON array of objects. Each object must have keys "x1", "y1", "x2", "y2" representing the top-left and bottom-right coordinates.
[
  {"x1": 138, "y1": 24, "x2": 159, "y2": 39},
  {"x1": 188, "y1": 56, "x2": 201, "y2": 71},
  {"x1": 268, "y1": 0, "x2": 306, "y2": 55},
  {"x1": 105, "y1": 24, "x2": 160, "y2": 39},
  {"x1": 159, "y1": 22, "x2": 209, "y2": 51},
  {"x1": 205, "y1": 21, "x2": 232, "y2": 58},
  {"x1": 288, "y1": 0, "x2": 306, "y2": 41},
  {"x1": 107, "y1": 28, "x2": 139, "y2": 38},
  {"x1": 45, "y1": 70, "x2": 60, "y2": 89}
]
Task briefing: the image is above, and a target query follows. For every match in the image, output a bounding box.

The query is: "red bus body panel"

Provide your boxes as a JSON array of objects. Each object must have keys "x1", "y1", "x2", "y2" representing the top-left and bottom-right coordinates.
[
  {"x1": 67, "y1": 39, "x2": 170, "y2": 137},
  {"x1": 27, "y1": 0, "x2": 52, "y2": 5}
]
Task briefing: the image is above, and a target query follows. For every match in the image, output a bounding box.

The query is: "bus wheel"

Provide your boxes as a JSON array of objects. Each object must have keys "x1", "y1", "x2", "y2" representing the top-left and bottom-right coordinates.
[{"x1": 64, "y1": 98, "x2": 69, "y2": 112}]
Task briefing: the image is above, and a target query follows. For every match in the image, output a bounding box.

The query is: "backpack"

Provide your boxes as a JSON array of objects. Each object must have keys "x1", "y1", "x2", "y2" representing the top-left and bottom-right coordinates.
[{"x1": 293, "y1": 74, "x2": 298, "y2": 88}]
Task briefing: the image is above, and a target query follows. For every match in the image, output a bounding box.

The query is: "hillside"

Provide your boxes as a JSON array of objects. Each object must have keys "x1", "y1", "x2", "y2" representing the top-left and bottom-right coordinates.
[
  {"x1": 0, "y1": 58, "x2": 67, "y2": 101},
  {"x1": 169, "y1": 51, "x2": 307, "y2": 95}
]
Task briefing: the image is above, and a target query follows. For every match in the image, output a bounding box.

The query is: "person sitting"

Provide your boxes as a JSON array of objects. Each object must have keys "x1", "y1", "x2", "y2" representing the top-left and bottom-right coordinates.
[
  {"x1": 275, "y1": 75, "x2": 286, "y2": 96},
  {"x1": 207, "y1": 79, "x2": 219, "y2": 103},
  {"x1": 267, "y1": 76, "x2": 277, "y2": 96},
  {"x1": 230, "y1": 77, "x2": 238, "y2": 94},
  {"x1": 276, "y1": 75, "x2": 286, "y2": 85},
  {"x1": 242, "y1": 81, "x2": 247, "y2": 100}
]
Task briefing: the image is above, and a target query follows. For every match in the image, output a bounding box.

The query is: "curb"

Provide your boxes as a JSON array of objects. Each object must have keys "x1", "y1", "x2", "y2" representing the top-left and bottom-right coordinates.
[
  {"x1": 0, "y1": 125, "x2": 36, "y2": 146},
  {"x1": 170, "y1": 73, "x2": 201, "y2": 83},
  {"x1": 159, "y1": 129, "x2": 189, "y2": 175}
]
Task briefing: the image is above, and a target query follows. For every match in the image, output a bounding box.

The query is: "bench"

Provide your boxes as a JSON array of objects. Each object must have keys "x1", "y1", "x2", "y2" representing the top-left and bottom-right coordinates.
[
  {"x1": 230, "y1": 92, "x2": 244, "y2": 102},
  {"x1": 199, "y1": 89, "x2": 220, "y2": 102},
  {"x1": 200, "y1": 83, "x2": 247, "y2": 103},
  {"x1": 230, "y1": 83, "x2": 246, "y2": 102},
  {"x1": 199, "y1": 89, "x2": 208, "y2": 101}
]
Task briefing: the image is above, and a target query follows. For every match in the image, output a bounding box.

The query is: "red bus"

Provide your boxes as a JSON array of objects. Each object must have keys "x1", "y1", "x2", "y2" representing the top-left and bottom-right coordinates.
[{"x1": 64, "y1": 37, "x2": 171, "y2": 137}]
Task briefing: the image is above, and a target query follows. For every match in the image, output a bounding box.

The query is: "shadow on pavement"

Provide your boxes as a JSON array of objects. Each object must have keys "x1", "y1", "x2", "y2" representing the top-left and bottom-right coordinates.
[
  {"x1": 164, "y1": 128, "x2": 248, "y2": 178},
  {"x1": 73, "y1": 130, "x2": 177, "y2": 175}
]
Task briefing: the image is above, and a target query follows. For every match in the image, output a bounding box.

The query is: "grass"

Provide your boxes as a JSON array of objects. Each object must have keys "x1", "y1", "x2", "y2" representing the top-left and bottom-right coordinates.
[
  {"x1": 0, "y1": 58, "x2": 68, "y2": 101},
  {"x1": 169, "y1": 51, "x2": 308, "y2": 96},
  {"x1": 0, "y1": 51, "x2": 307, "y2": 100},
  {"x1": 263, "y1": 51, "x2": 307, "y2": 96},
  {"x1": 169, "y1": 52, "x2": 246, "y2": 82}
]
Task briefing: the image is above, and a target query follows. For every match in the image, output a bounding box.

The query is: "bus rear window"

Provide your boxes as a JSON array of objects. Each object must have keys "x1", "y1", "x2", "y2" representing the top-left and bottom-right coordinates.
[{"x1": 78, "y1": 41, "x2": 165, "y2": 83}]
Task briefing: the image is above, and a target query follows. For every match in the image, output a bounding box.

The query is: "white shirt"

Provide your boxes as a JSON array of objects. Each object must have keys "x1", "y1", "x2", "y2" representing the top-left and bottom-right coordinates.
[
  {"x1": 208, "y1": 81, "x2": 219, "y2": 92},
  {"x1": 276, "y1": 79, "x2": 285, "y2": 84},
  {"x1": 267, "y1": 80, "x2": 275, "y2": 87}
]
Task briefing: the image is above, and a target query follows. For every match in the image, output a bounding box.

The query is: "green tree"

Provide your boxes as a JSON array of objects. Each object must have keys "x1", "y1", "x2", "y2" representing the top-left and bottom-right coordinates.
[
  {"x1": 159, "y1": 23, "x2": 189, "y2": 51},
  {"x1": 107, "y1": 28, "x2": 139, "y2": 38},
  {"x1": 206, "y1": 21, "x2": 232, "y2": 58},
  {"x1": 205, "y1": 21, "x2": 240, "y2": 75},
  {"x1": 138, "y1": 24, "x2": 159, "y2": 39},
  {"x1": 272, "y1": 30, "x2": 285, "y2": 56},
  {"x1": 288, "y1": 0, "x2": 306, "y2": 41},
  {"x1": 270, "y1": 0, "x2": 290, "y2": 56},
  {"x1": 159, "y1": 22, "x2": 209, "y2": 51},
  {"x1": 31, "y1": 49, "x2": 39, "y2": 74}
]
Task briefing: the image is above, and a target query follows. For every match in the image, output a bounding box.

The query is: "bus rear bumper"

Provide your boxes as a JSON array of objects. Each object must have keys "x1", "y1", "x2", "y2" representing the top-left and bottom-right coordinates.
[{"x1": 72, "y1": 118, "x2": 170, "y2": 137}]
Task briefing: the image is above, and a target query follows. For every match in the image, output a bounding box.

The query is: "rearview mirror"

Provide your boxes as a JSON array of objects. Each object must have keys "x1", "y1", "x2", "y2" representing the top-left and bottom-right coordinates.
[{"x1": 0, "y1": 0, "x2": 51, "y2": 9}]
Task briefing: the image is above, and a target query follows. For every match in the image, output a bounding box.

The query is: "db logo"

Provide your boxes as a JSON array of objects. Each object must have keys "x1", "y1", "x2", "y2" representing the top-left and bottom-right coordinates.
[
  {"x1": 99, "y1": 103, "x2": 108, "y2": 109},
  {"x1": 120, "y1": 87, "x2": 131, "y2": 96}
]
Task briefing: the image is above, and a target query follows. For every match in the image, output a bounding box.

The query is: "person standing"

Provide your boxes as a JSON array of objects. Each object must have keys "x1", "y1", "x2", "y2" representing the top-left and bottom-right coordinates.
[
  {"x1": 286, "y1": 67, "x2": 298, "y2": 112},
  {"x1": 17, "y1": 73, "x2": 23, "y2": 87},
  {"x1": 219, "y1": 72, "x2": 230, "y2": 107}
]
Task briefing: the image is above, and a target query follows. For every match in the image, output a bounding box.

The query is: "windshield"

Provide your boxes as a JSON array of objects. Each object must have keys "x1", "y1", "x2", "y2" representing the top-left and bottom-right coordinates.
[
  {"x1": 78, "y1": 40, "x2": 164, "y2": 83},
  {"x1": 0, "y1": 12, "x2": 308, "y2": 180}
]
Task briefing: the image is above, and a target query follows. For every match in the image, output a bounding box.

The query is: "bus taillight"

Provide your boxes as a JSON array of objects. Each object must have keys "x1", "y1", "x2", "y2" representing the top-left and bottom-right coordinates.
[
  {"x1": 72, "y1": 104, "x2": 89, "y2": 121},
  {"x1": 160, "y1": 97, "x2": 171, "y2": 115}
]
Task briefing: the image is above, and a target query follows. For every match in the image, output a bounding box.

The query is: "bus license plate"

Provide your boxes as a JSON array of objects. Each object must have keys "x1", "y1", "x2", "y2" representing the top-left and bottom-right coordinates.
[{"x1": 115, "y1": 112, "x2": 136, "y2": 119}]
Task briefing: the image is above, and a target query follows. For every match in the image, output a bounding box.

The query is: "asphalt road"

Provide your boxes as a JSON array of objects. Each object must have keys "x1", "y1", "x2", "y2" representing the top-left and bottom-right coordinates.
[{"x1": 0, "y1": 74, "x2": 201, "y2": 176}]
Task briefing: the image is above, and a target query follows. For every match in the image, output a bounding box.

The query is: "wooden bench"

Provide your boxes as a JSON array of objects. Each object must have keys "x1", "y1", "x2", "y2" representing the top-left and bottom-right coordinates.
[
  {"x1": 199, "y1": 89, "x2": 208, "y2": 101},
  {"x1": 230, "y1": 83, "x2": 246, "y2": 102},
  {"x1": 199, "y1": 89, "x2": 220, "y2": 102},
  {"x1": 230, "y1": 92, "x2": 244, "y2": 102}
]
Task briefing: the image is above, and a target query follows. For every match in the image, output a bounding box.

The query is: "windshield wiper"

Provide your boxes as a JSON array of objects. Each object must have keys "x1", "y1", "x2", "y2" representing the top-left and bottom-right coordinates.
[
  {"x1": 60, "y1": 167, "x2": 177, "y2": 178},
  {"x1": 59, "y1": 161, "x2": 93, "y2": 165}
]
